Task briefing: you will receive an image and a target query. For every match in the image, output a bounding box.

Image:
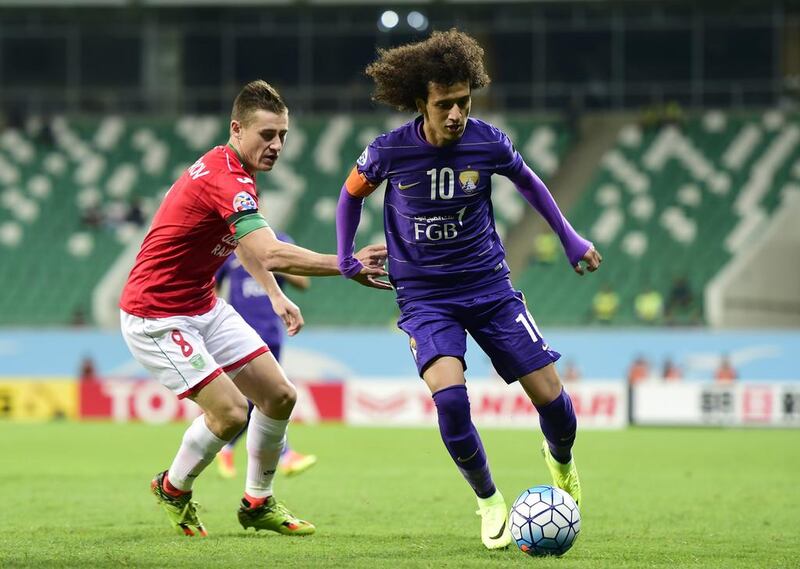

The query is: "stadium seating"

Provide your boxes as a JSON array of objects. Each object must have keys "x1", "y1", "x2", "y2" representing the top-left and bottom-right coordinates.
[
  {"x1": 0, "y1": 114, "x2": 570, "y2": 326},
  {"x1": 8, "y1": 111, "x2": 797, "y2": 328},
  {"x1": 0, "y1": 115, "x2": 214, "y2": 325},
  {"x1": 516, "y1": 110, "x2": 800, "y2": 326}
]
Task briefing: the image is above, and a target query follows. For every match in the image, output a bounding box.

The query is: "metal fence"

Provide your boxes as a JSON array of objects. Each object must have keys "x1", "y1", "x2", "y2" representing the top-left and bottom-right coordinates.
[{"x1": 0, "y1": 1, "x2": 796, "y2": 114}]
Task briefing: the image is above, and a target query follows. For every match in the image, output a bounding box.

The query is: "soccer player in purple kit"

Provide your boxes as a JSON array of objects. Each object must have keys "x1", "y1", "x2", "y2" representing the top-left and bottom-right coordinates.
[
  {"x1": 336, "y1": 30, "x2": 602, "y2": 549},
  {"x1": 214, "y1": 230, "x2": 317, "y2": 479}
]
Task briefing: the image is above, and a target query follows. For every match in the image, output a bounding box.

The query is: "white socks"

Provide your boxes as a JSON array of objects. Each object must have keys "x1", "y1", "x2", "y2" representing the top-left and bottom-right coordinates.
[
  {"x1": 245, "y1": 408, "x2": 289, "y2": 499},
  {"x1": 167, "y1": 414, "x2": 228, "y2": 491}
]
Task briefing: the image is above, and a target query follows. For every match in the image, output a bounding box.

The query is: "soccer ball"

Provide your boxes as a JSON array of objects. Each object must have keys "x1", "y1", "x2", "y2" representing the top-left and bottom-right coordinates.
[{"x1": 509, "y1": 485, "x2": 581, "y2": 556}]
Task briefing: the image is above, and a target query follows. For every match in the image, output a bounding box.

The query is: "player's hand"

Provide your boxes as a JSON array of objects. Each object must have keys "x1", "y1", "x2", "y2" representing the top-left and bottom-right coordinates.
[
  {"x1": 353, "y1": 265, "x2": 393, "y2": 290},
  {"x1": 271, "y1": 294, "x2": 305, "y2": 336},
  {"x1": 574, "y1": 245, "x2": 602, "y2": 276},
  {"x1": 355, "y1": 244, "x2": 388, "y2": 269}
]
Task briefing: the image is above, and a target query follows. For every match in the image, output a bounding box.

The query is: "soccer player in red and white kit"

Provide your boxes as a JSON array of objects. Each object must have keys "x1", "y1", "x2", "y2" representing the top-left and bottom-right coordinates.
[{"x1": 120, "y1": 80, "x2": 390, "y2": 537}]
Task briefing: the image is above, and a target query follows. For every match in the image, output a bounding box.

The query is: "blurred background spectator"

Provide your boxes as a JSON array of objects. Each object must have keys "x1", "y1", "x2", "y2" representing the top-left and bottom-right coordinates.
[
  {"x1": 592, "y1": 283, "x2": 619, "y2": 324},
  {"x1": 666, "y1": 276, "x2": 699, "y2": 326},
  {"x1": 634, "y1": 284, "x2": 664, "y2": 325},
  {"x1": 714, "y1": 355, "x2": 738, "y2": 384},
  {"x1": 626, "y1": 356, "x2": 651, "y2": 386},
  {"x1": 661, "y1": 358, "x2": 683, "y2": 382}
]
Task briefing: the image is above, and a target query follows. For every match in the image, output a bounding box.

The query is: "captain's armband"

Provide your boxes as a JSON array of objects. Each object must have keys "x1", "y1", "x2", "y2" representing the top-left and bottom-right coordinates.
[{"x1": 344, "y1": 167, "x2": 378, "y2": 198}]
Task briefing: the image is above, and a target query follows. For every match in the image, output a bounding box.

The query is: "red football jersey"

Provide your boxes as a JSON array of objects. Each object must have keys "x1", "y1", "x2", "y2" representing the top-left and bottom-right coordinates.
[{"x1": 120, "y1": 145, "x2": 260, "y2": 317}]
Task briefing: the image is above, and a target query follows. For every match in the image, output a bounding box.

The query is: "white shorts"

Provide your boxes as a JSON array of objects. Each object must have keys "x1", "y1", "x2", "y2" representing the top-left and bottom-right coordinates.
[{"x1": 120, "y1": 298, "x2": 269, "y2": 399}]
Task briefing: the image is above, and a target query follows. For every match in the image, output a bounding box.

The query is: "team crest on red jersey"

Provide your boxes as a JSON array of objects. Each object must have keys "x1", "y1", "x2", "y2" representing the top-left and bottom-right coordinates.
[{"x1": 233, "y1": 191, "x2": 257, "y2": 212}]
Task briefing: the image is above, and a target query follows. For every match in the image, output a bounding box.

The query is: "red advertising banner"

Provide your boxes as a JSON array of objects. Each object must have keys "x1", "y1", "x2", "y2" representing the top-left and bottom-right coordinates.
[
  {"x1": 78, "y1": 378, "x2": 345, "y2": 424},
  {"x1": 79, "y1": 378, "x2": 201, "y2": 423}
]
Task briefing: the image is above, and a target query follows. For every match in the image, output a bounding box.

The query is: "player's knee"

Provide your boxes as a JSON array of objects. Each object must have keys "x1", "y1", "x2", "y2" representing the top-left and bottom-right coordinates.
[
  {"x1": 212, "y1": 400, "x2": 249, "y2": 439},
  {"x1": 270, "y1": 382, "x2": 297, "y2": 414},
  {"x1": 229, "y1": 401, "x2": 250, "y2": 430},
  {"x1": 521, "y1": 363, "x2": 563, "y2": 406}
]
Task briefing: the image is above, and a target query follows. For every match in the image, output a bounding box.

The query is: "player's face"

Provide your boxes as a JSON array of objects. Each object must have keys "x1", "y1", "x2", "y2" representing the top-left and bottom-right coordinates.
[
  {"x1": 417, "y1": 81, "x2": 471, "y2": 146},
  {"x1": 232, "y1": 109, "x2": 289, "y2": 172}
]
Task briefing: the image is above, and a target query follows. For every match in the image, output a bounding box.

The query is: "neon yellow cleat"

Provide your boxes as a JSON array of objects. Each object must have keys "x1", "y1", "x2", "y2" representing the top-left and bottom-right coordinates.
[
  {"x1": 238, "y1": 496, "x2": 316, "y2": 536},
  {"x1": 278, "y1": 450, "x2": 318, "y2": 477},
  {"x1": 541, "y1": 440, "x2": 582, "y2": 506},
  {"x1": 475, "y1": 490, "x2": 512, "y2": 550},
  {"x1": 150, "y1": 471, "x2": 208, "y2": 537},
  {"x1": 216, "y1": 448, "x2": 237, "y2": 479}
]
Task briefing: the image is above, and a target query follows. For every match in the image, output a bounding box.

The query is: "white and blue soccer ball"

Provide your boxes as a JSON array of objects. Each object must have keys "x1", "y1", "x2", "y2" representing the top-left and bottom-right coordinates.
[{"x1": 509, "y1": 485, "x2": 581, "y2": 557}]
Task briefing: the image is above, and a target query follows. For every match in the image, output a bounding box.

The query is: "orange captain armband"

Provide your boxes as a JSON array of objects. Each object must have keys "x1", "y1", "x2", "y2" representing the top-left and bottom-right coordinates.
[{"x1": 344, "y1": 167, "x2": 378, "y2": 198}]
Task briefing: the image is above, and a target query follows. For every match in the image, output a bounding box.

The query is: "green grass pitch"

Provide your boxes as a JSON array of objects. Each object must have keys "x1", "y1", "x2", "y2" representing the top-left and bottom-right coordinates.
[{"x1": 1, "y1": 422, "x2": 798, "y2": 568}]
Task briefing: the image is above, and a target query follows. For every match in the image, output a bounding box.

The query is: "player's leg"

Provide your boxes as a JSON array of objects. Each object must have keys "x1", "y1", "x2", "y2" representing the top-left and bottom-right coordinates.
[
  {"x1": 422, "y1": 357, "x2": 512, "y2": 550},
  {"x1": 231, "y1": 351, "x2": 294, "y2": 500},
  {"x1": 202, "y1": 298, "x2": 288, "y2": 497},
  {"x1": 230, "y1": 352, "x2": 314, "y2": 535},
  {"x1": 217, "y1": 343, "x2": 279, "y2": 480},
  {"x1": 400, "y1": 303, "x2": 510, "y2": 549},
  {"x1": 151, "y1": 377, "x2": 248, "y2": 536},
  {"x1": 423, "y1": 357, "x2": 495, "y2": 500},
  {"x1": 279, "y1": 446, "x2": 318, "y2": 477},
  {"x1": 468, "y1": 290, "x2": 580, "y2": 504},
  {"x1": 216, "y1": 400, "x2": 254, "y2": 479},
  {"x1": 269, "y1": 343, "x2": 317, "y2": 477},
  {"x1": 518, "y1": 364, "x2": 577, "y2": 464},
  {"x1": 120, "y1": 309, "x2": 247, "y2": 536},
  {"x1": 518, "y1": 366, "x2": 581, "y2": 505}
]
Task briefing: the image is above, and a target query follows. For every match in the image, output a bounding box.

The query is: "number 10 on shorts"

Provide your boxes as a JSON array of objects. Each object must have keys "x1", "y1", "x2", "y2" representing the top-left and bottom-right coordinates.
[{"x1": 515, "y1": 310, "x2": 542, "y2": 343}]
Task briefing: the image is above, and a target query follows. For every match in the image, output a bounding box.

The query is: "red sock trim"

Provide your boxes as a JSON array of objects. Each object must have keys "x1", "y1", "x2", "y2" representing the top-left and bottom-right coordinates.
[
  {"x1": 244, "y1": 493, "x2": 268, "y2": 508},
  {"x1": 163, "y1": 473, "x2": 189, "y2": 497}
]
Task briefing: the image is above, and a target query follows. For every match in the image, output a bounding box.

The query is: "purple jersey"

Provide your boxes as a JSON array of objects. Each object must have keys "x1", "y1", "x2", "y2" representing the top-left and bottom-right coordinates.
[
  {"x1": 214, "y1": 232, "x2": 293, "y2": 348},
  {"x1": 356, "y1": 116, "x2": 523, "y2": 301}
]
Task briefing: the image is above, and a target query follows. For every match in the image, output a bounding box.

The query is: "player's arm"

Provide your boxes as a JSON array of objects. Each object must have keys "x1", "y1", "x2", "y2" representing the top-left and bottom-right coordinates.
[
  {"x1": 336, "y1": 167, "x2": 392, "y2": 290},
  {"x1": 239, "y1": 225, "x2": 339, "y2": 276},
  {"x1": 233, "y1": 230, "x2": 304, "y2": 335},
  {"x1": 238, "y1": 224, "x2": 389, "y2": 286},
  {"x1": 506, "y1": 162, "x2": 602, "y2": 276}
]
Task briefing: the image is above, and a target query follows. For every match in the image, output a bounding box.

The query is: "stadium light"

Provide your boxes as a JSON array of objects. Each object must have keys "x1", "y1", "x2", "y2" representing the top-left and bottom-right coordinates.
[
  {"x1": 378, "y1": 10, "x2": 400, "y2": 32},
  {"x1": 407, "y1": 11, "x2": 428, "y2": 31}
]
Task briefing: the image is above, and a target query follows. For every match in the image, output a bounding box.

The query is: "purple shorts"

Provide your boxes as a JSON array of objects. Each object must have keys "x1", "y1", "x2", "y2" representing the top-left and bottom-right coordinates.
[{"x1": 397, "y1": 286, "x2": 561, "y2": 384}]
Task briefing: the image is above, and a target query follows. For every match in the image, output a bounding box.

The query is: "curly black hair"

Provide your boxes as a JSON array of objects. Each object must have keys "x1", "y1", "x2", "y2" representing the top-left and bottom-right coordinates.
[{"x1": 365, "y1": 29, "x2": 491, "y2": 112}]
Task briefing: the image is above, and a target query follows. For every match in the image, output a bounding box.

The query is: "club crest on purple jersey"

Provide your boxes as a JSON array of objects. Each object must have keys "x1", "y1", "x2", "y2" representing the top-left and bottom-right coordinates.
[{"x1": 459, "y1": 170, "x2": 480, "y2": 194}]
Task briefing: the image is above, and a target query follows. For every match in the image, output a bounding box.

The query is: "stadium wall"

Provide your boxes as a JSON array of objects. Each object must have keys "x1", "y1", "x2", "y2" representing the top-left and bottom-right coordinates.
[
  {"x1": 706, "y1": 191, "x2": 800, "y2": 328},
  {"x1": 2, "y1": 329, "x2": 797, "y2": 380},
  {"x1": 1, "y1": 329, "x2": 799, "y2": 427},
  {"x1": 3, "y1": 374, "x2": 799, "y2": 428}
]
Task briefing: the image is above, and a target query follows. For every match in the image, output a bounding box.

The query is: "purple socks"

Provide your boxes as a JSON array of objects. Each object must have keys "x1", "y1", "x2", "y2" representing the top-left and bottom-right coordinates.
[
  {"x1": 432, "y1": 385, "x2": 496, "y2": 499},
  {"x1": 535, "y1": 388, "x2": 577, "y2": 464},
  {"x1": 432, "y1": 385, "x2": 576, "y2": 497}
]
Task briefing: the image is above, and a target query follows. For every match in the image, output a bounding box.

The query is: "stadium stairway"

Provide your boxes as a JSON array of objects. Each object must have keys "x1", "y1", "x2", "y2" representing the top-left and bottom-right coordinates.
[
  {"x1": 506, "y1": 112, "x2": 633, "y2": 276},
  {"x1": 514, "y1": 110, "x2": 800, "y2": 327}
]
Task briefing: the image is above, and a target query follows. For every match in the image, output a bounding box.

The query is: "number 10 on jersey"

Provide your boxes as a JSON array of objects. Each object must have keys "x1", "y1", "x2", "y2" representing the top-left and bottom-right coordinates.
[{"x1": 427, "y1": 168, "x2": 455, "y2": 200}]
